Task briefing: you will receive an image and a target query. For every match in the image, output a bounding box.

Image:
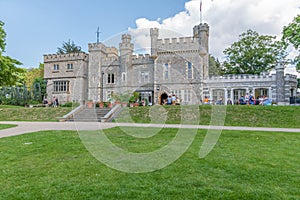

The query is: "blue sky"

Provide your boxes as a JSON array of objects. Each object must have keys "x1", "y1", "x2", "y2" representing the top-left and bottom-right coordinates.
[
  {"x1": 0, "y1": 0, "x2": 188, "y2": 68},
  {"x1": 1, "y1": 0, "x2": 299, "y2": 74}
]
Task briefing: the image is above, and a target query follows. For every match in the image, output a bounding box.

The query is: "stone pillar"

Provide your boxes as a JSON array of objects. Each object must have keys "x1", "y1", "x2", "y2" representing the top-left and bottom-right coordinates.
[
  {"x1": 224, "y1": 89, "x2": 228, "y2": 105},
  {"x1": 230, "y1": 88, "x2": 234, "y2": 104},
  {"x1": 268, "y1": 87, "x2": 272, "y2": 102},
  {"x1": 275, "y1": 62, "x2": 286, "y2": 105}
]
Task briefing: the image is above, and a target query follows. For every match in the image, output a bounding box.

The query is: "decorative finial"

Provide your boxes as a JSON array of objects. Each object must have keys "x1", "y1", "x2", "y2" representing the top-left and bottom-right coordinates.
[{"x1": 96, "y1": 27, "x2": 101, "y2": 43}]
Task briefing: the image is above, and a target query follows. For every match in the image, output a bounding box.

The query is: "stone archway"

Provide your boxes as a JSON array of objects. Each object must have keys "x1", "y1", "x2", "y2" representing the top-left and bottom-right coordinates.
[{"x1": 159, "y1": 92, "x2": 168, "y2": 105}]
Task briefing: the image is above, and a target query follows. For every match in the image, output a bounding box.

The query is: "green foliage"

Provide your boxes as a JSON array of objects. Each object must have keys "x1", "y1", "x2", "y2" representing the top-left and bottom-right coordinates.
[
  {"x1": 223, "y1": 29, "x2": 287, "y2": 74},
  {"x1": 0, "y1": 20, "x2": 6, "y2": 52},
  {"x1": 0, "y1": 20, "x2": 25, "y2": 86},
  {"x1": 116, "y1": 105, "x2": 300, "y2": 128},
  {"x1": 209, "y1": 54, "x2": 222, "y2": 76},
  {"x1": 0, "y1": 106, "x2": 73, "y2": 121},
  {"x1": 24, "y1": 63, "x2": 44, "y2": 90},
  {"x1": 0, "y1": 129, "x2": 299, "y2": 199},
  {"x1": 0, "y1": 82, "x2": 45, "y2": 106},
  {"x1": 33, "y1": 77, "x2": 47, "y2": 101},
  {"x1": 57, "y1": 39, "x2": 82, "y2": 54},
  {"x1": 282, "y1": 14, "x2": 300, "y2": 69},
  {"x1": 0, "y1": 124, "x2": 17, "y2": 130},
  {"x1": 60, "y1": 101, "x2": 80, "y2": 107}
]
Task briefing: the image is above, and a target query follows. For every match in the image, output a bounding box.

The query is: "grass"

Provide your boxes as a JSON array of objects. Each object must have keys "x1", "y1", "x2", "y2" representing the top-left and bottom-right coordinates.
[
  {"x1": 0, "y1": 106, "x2": 73, "y2": 121},
  {"x1": 115, "y1": 105, "x2": 300, "y2": 128},
  {"x1": 0, "y1": 127, "x2": 299, "y2": 199},
  {"x1": 0, "y1": 124, "x2": 17, "y2": 130}
]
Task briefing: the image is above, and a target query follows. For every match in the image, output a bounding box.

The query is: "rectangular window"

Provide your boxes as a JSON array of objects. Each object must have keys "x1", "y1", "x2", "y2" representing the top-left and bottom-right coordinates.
[
  {"x1": 53, "y1": 81, "x2": 69, "y2": 93},
  {"x1": 67, "y1": 63, "x2": 73, "y2": 70},
  {"x1": 107, "y1": 74, "x2": 111, "y2": 83},
  {"x1": 54, "y1": 64, "x2": 59, "y2": 70},
  {"x1": 184, "y1": 90, "x2": 191, "y2": 102},
  {"x1": 122, "y1": 72, "x2": 126, "y2": 82},
  {"x1": 164, "y1": 63, "x2": 169, "y2": 79},
  {"x1": 107, "y1": 73, "x2": 115, "y2": 84},
  {"x1": 187, "y1": 62, "x2": 193, "y2": 79}
]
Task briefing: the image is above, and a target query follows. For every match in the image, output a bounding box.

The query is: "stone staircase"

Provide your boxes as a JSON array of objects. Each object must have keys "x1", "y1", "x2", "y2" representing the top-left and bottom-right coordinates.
[{"x1": 67, "y1": 107, "x2": 111, "y2": 122}]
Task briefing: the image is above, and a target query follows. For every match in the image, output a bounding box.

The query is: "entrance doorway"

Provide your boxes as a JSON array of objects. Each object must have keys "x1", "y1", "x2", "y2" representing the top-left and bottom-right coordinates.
[{"x1": 160, "y1": 93, "x2": 168, "y2": 105}]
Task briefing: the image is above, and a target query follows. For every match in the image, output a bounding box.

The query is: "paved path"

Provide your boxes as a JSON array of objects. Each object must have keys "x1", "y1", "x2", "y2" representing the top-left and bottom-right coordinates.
[{"x1": 1, "y1": 121, "x2": 300, "y2": 139}]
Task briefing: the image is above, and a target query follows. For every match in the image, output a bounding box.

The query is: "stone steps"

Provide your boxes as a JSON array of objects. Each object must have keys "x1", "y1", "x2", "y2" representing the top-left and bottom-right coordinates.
[{"x1": 67, "y1": 108, "x2": 111, "y2": 122}]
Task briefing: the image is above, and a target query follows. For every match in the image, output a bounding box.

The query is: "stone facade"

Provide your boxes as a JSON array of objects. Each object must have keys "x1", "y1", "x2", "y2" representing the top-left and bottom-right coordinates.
[{"x1": 44, "y1": 23, "x2": 297, "y2": 105}]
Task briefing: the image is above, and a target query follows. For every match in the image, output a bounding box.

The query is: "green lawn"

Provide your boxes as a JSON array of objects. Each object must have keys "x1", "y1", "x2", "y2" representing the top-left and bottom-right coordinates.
[
  {"x1": 116, "y1": 105, "x2": 300, "y2": 128},
  {"x1": 0, "y1": 106, "x2": 73, "y2": 121},
  {"x1": 0, "y1": 124, "x2": 17, "y2": 130},
  {"x1": 0, "y1": 127, "x2": 299, "y2": 199}
]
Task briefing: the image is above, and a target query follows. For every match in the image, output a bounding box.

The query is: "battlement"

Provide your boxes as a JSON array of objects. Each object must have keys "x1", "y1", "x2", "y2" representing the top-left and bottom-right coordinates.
[
  {"x1": 207, "y1": 73, "x2": 274, "y2": 83},
  {"x1": 156, "y1": 36, "x2": 199, "y2": 52},
  {"x1": 44, "y1": 52, "x2": 89, "y2": 63},
  {"x1": 88, "y1": 42, "x2": 109, "y2": 52},
  {"x1": 150, "y1": 28, "x2": 159, "y2": 36},
  {"x1": 106, "y1": 47, "x2": 119, "y2": 58},
  {"x1": 131, "y1": 54, "x2": 152, "y2": 64},
  {"x1": 207, "y1": 73, "x2": 297, "y2": 83}
]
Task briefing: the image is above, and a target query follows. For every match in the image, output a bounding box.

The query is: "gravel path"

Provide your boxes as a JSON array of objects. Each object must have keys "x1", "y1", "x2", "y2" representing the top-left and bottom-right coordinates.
[{"x1": 1, "y1": 121, "x2": 300, "y2": 139}]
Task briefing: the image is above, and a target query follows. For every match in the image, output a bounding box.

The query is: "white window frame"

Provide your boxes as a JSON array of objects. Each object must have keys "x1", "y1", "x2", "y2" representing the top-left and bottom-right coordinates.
[
  {"x1": 187, "y1": 62, "x2": 193, "y2": 79},
  {"x1": 54, "y1": 64, "x2": 59, "y2": 70}
]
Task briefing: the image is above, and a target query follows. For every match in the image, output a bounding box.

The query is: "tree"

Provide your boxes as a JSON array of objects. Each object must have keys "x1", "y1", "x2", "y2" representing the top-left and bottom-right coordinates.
[
  {"x1": 57, "y1": 39, "x2": 82, "y2": 54},
  {"x1": 282, "y1": 14, "x2": 300, "y2": 70},
  {"x1": 24, "y1": 63, "x2": 44, "y2": 90},
  {"x1": 209, "y1": 54, "x2": 223, "y2": 76},
  {"x1": 222, "y1": 29, "x2": 287, "y2": 74},
  {"x1": 0, "y1": 20, "x2": 26, "y2": 86}
]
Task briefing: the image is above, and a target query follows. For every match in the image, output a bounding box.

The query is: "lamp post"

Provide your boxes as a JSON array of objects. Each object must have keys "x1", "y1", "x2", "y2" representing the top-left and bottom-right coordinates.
[{"x1": 101, "y1": 71, "x2": 104, "y2": 102}]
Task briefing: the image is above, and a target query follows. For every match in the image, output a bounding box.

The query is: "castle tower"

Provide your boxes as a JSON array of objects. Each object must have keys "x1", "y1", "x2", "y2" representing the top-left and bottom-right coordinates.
[
  {"x1": 150, "y1": 28, "x2": 159, "y2": 58},
  {"x1": 119, "y1": 34, "x2": 134, "y2": 83},
  {"x1": 193, "y1": 23, "x2": 209, "y2": 79},
  {"x1": 87, "y1": 43, "x2": 106, "y2": 101}
]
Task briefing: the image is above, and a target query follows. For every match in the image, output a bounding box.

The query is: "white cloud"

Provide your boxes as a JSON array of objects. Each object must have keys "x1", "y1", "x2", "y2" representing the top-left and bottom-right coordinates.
[{"x1": 128, "y1": 0, "x2": 300, "y2": 69}]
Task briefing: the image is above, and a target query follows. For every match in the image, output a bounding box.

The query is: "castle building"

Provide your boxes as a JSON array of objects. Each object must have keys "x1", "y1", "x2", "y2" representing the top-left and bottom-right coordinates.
[{"x1": 44, "y1": 23, "x2": 297, "y2": 105}]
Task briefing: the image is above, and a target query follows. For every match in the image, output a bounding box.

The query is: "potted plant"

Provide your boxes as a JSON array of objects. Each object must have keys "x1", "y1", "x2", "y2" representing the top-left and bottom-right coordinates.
[
  {"x1": 119, "y1": 93, "x2": 130, "y2": 107},
  {"x1": 111, "y1": 93, "x2": 121, "y2": 105},
  {"x1": 99, "y1": 101, "x2": 104, "y2": 108},
  {"x1": 129, "y1": 95, "x2": 135, "y2": 107},
  {"x1": 133, "y1": 92, "x2": 140, "y2": 107},
  {"x1": 86, "y1": 100, "x2": 93, "y2": 108}
]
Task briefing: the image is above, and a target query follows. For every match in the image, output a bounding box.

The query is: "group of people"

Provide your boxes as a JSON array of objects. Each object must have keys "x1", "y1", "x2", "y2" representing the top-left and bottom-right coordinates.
[
  {"x1": 238, "y1": 93, "x2": 271, "y2": 106},
  {"x1": 43, "y1": 96, "x2": 59, "y2": 107},
  {"x1": 164, "y1": 94, "x2": 181, "y2": 105},
  {"x1": 203, "y1": 94, "x2": 272, "y2": 106}
]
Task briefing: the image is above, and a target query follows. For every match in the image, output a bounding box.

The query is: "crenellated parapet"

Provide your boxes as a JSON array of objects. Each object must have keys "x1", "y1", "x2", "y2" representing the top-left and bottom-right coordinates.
[
  {"x1": 206, "y1": 73, "x2": 297, "y2": 83},
  {"x1": 106, "y1": 47, "x2": 119, "y2": 58},
  {"x1": 132, "y1": 54, "x2": 153, "y2": 64},
  {"x1": 44, "y1": 52, "x2": 89, "y2": 63},
  {"x1": 156, "y1": 37, "x2": 199, "y2": 53},
  {"x1": 88, "y1": 42, "x2": 108, "y2": 53}
]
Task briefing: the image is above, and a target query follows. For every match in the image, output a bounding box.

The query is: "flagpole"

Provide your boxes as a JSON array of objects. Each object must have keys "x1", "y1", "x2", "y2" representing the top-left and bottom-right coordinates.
[{"x1": 200, "y1": 0, "x2": 203, "y2": 24}]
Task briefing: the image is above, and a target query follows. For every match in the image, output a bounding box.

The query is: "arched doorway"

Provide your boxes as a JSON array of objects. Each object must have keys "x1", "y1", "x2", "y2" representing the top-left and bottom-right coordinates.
[{"x1": 160, "y1": 92, "x2": 168, "y2": 105}]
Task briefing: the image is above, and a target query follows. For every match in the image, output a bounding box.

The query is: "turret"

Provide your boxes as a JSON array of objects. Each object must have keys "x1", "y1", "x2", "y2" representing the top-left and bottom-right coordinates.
[
  {"x1": 193, "y1": 23, "x2": 209, "y2": 79},
  {"x1": 119, "y1": 34, "x2": 134, "y2": 84},
  {"x1": 150, "y1": 28, "x2": 159, "y2": 57},
  {"x1": 193, "y1": 23, "x2": 209, "y2": 53},
  {"x1": 119, "y1": 34, "x2": 134, "y2": 57}
]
